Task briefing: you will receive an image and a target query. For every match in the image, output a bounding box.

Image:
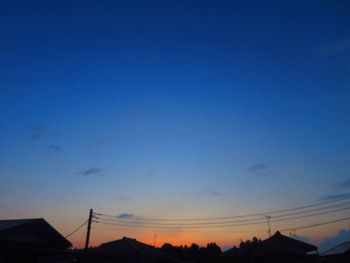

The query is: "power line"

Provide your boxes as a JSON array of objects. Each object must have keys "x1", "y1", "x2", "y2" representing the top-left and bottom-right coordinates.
[
  {"x1": 94, "y1": 217, "x2": 350, "y2": 232},
  {"x1": 95, "y1": 206, "x2": 350, "y2": 229},
  {"x1": 94, "y1": 201, "x2": 350, "y2": 226},
  {"x1": 281, "y1": 216, "x2": 350, "y2": 232},
  {"x1": 88, "y1": 198, "x2": 350, "y2": 243},
  {"x1": 91, "y1": 226, "x2": 267, "y2": 233},
  {"x1": 65, "y1": 220, "x2": 88, "y2": 238},
  {"x1": 269, "y1": 205, "x2": 350, "y2": 224},
  {"x1": 94, "y1": 195, "x2": 350, "y2": 222}
]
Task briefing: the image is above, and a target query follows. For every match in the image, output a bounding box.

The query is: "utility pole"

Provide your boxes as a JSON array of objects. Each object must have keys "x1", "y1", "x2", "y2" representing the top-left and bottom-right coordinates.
[
  {"x1": 85, "y1": 209, "x2": 93, "y2": 250},
  {"x1": 265, "y1": 215, "x2": 272, "y2": 237}
]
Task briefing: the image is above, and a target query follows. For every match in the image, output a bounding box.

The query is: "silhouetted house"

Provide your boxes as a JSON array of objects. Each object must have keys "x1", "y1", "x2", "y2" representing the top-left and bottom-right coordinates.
[
  {"x1": 251, "y1": 231, "x2": 317, "y2": 263},
  {"x1": 320, "y1": 241, "x2": 350, "y2": 263},
  {"x1": 89, "y1": 236, "x2": 178, "y2": 263},
  {"x1": 0, "y1": 218, "x2": 71, "y2": 262},
  {"x1": 218, "y1": 246, "x2": 243, "y2": 262}
]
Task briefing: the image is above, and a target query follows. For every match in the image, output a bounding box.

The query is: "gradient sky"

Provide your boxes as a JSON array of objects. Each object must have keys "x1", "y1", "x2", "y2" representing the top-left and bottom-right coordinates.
[{"x1": 0, "y1": 0, "x2": 349, "y2": 250}]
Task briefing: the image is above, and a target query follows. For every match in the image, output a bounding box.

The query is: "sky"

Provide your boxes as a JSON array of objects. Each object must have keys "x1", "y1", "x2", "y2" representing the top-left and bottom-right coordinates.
[{"x1": 0, "y1": 0, "x2": 349, "y2": 250}]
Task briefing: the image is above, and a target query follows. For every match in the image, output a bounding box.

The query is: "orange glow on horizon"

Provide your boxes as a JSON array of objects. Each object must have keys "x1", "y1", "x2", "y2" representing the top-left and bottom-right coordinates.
[
  {"x1": 68, "y1": 219, "x2": 350, "y2": 250},
  {"x1": 71, "y1": 228, "x2": 268, "y2": 249}
]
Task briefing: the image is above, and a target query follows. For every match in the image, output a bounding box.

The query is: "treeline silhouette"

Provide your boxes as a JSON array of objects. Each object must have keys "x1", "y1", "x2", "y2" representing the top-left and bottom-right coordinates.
[
  {"x1": 160, "y1": 237, "x2": 264, "y2": 263},
  {"x1": 160, "y1": 242, "x2": 221, "y2": 262},
  {"x1": 237, "y1": 237, "x2": 263, "y2": 257}
]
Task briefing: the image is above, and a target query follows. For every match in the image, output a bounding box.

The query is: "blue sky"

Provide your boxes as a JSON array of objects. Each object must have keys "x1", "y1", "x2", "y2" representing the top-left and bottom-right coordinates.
[{"x1": 0, "y1": 0, "x2": 349, "y2": 247}]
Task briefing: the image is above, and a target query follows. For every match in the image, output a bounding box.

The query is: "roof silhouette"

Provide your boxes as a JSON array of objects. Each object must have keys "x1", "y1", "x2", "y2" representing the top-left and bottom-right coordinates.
[
  {"x1": 253, "y1": 231, "x2": 317, "y2": 257},
  {"x1": 98, "y1": 236, "x2": 160, "y2": 254},
  {"x1": 96, "y1": 236, "x2": 178, "y2": 262},
  {"x1": 0, "y1": 218, "x2": 71, "y2": 249},
  {"x1": 0, "y1": 218, "x2": 38, "y2": 231}
]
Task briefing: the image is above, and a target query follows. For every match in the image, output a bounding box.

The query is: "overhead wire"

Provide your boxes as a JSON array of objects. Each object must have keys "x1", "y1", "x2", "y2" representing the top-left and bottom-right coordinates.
[
  {"x1": 65, "y1": 220, "x2": 88, "y2": 238},
  {"x1": 281, "y1": 216, "x2": 350, "y2": 232},
  {"x1": 94, "y1": 201, "x2": 350, "y2": 226},
  {"x1": 94, "y1": 206, "x2": 350, "y2": 229},
  {"x1": 90, "y1": 196, "x2": 350, "y2": 237},
  {"x1": 91, "y1": 225, "x2": 267, "y2": 233},
  {"x1": 94, "y1": 195, "x2": 350, "y2": 222}
]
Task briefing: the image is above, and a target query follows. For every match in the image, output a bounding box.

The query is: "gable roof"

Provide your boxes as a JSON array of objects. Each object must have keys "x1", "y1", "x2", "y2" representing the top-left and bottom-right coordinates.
[
  {"x1": 0, "y1": 218, "x2": 71, "y2": 249},
  {"x1": 97, "y1": 237, "x2": 177, "y2": 262},
  {"x1": 99, "y1": 237, "x2": 157, "y2": 254},
  {"x1": 0, "y1": 218, "x2": 37, "y2": 232},
  {"x1": 253, "y1": 231, "x2": 317, "y2": 257},
  {"x1": 321, "y1": 241, "x2": 350, "y2": 256}
]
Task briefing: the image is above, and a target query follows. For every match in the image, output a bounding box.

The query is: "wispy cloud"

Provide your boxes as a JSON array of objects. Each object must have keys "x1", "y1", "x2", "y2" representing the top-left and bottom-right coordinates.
[
  {"x1": 118, "y1": 195, "x2": 133, "y2": 202},
  {"x1": 87, "y1": 136, "x2": 113, "y2": 149},
  {"x1": 319, "y1": 193, "x2": 350, "y2": 201},
  {"x1": 56, "y1": 128, "x2": 71, "y2": 137},
  {"x1": 250, "y1": 163, "x2": 267, "y2": 171},
  {"x1": 117, "y1": 213, "x2": 135, "y2": 219},
  {"x1": 200, "y1": 190, "x2": 224, "y2": 197},
  {"x1": 77, "y1": 167, "x2": 104, "y2": 177},
  {"x1": 26, "y1": 124, "x2": 45, "y2": 141},
  {"x1": 249, "y1": 162, "x2": 277, "y2": 176},
  {"x1": 144, "y1": 171, "x2": 156, "y2": 177},
  {"x1": 92, "y1": 136, "x2": 113, "y2": 145},
  {"x1": 45, "y1": 144, "x2": 63, "y2": 158}
]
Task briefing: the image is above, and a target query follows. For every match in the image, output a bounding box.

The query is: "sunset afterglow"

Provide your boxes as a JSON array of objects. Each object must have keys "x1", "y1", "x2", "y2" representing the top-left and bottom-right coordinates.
[{"x1": 0, "y1": 0, "x2": 349, "y2": 254}]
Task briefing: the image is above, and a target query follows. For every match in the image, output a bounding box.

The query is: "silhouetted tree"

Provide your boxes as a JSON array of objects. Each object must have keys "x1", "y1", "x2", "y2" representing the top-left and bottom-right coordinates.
[
  {"x1": 160, "y1": 242, "x2": 222, "y2": 263},
  {"x1": 238, "y1": 236, "x2": 262, "y2": 260},
  {"x1": 206, "y1": 242, "x2": 221, "y2": 255}
]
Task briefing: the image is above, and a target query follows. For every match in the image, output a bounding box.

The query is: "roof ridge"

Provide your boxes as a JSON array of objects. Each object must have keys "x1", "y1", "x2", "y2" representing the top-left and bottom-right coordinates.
[
  {"x1": 0, "y1": 218, "x2": 43, "y2": 221},
  {"x1": 123, "y1": 237, "x2": 139, "y2": 251}
]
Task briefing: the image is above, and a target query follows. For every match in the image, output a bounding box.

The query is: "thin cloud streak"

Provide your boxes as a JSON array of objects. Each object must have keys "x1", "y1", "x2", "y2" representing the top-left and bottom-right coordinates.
[
  {"x1": 118, "y1": 195, "x2": 133, "y2": 202},
  {"x1": 250, "y1": 163, "x2": 267, "y2": 171},
  {"x1": 116, "y1": 213, "x2": 135, "y2": 219},
  {"x1": 200, "y1": 190, "x2": 224, "y2": 197},
  {"x1": 45, "y1": 144, "x2": 63, "y2": 158},
  {"x1": 77, "y1": 167, "x2": 104, "y2": 177},
  {"x1": 26, "y1": 124, "x2": 45, "y2": 142}
]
